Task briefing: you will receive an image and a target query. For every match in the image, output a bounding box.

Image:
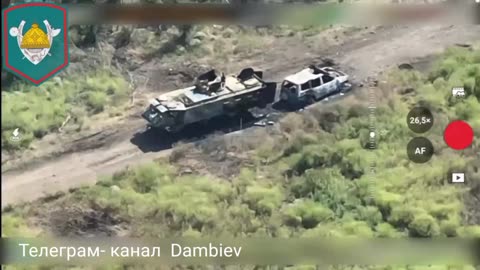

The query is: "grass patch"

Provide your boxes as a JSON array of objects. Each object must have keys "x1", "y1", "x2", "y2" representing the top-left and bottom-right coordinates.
[
  {"x1": 1, "y1": 213, "x2": 36, "y2": 237},
  {"x1": 1, "y1": 69, "x2": 130, "y2": 151}
]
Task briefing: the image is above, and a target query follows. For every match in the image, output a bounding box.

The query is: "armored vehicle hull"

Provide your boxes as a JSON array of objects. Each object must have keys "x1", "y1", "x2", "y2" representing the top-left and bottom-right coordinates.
[{"x1": 142, "y1": 68, "x2": 277, "y2": 132}]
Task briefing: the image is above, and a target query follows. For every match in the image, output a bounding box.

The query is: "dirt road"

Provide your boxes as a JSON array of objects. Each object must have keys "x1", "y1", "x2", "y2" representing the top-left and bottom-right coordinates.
[{"x1": 2, "y1": 25, "x2": 479, "y2": 207}]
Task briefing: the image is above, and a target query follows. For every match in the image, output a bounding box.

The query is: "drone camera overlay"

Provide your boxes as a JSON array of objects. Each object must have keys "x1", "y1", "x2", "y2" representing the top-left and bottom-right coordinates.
[{"x1": 1, "y1": 0, "x2": 480, "y2": 268}]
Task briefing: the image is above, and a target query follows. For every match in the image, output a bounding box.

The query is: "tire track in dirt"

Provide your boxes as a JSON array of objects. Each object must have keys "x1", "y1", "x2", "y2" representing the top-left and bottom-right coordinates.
[{"x1": 2, "y1": 25, "x2": 479, "y2": 207}]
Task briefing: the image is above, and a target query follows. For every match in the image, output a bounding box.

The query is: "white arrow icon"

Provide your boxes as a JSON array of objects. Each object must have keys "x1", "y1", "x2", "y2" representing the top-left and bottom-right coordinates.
[{"x1": 10, "y1": 128, "x2": 21, "y2": 142}]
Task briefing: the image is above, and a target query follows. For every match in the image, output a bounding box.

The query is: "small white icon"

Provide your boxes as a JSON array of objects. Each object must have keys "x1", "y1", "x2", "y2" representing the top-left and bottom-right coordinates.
[
  {"x1": 451, "y1": 173, "x2": 465, "y2": 183},
  {"x1": 476, "y1": 0, "x2": 479, "y2": 3},
  {"x1": 452, "y1": 87, "x2": 465, "y2": 98},
  {"x1": 10, "y1": 128, "x2": 21, "y2": 142}
]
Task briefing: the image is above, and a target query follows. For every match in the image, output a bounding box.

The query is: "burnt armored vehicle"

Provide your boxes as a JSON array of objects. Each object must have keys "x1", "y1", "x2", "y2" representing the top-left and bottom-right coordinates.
[{"x1": 142, "y1": 68, "x2": 277, "y2": 132}]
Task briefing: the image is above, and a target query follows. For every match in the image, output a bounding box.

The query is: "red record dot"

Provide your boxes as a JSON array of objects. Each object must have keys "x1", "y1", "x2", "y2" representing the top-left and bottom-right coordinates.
[{"x1": 444, "y1": 120, "x2": 474, "y2": 150}]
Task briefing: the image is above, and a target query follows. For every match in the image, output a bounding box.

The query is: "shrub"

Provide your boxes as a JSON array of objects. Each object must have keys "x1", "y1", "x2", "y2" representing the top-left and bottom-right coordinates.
[
  {"x1": 86, "y1": 92, "x2": 108, "y2": 113},
  {"x1": 371, "y1": 190, "x2": 403, "y2": 214},
  {"x1": 356, "y1": 206, "x2": 383, "y2": 227},
  {"x1": 408, "y1": 214, "x2": 440, "y2": 237},
  {"x1": 375, "y1": 223, "x2": 402, "y2": 238},
  {"x1": 244, "y1": 184, "x2": 284, "y2": 216},
  {"x1": 341, "y1": 221, "x2": 374, "y2": 237},
  {"x1": 456, "y1": 226, "x2": 480, "y2": 237},
  {"x1": 283, "y1": 200, "x2": 334, "y2": 229},
  {"x1": 130, "y1": 163, "x2": 171, "y2": 193},
  {"x1": 439, "y1": 219, "x2": 459, "y2": 237},
  {"x1": 388, "y1": 206, "x2": 422, "y2": 228}
]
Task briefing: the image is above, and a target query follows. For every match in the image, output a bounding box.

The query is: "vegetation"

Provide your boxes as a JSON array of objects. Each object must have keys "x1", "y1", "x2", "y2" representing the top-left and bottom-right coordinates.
[
  {"x1": 1, "y1": 23, "x2": 329, "y2": 154},
  {"x1": 2, "y1": 46, "x2": 479, "y2": 268},
  {"x1": 1, "y1": 69, "x2": 130, "y2": 151}
]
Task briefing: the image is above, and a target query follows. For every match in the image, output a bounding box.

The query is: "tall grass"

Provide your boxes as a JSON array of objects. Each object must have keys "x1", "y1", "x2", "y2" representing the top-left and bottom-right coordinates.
[{"x1": 1, "y1": 69, "x2": 130, "y2": 151}]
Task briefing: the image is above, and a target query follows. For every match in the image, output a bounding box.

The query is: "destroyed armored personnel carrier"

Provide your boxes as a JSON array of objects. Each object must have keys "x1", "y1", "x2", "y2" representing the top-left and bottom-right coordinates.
[{"x1": 142, "y1": 68, "x2": 277, "y2": 132}]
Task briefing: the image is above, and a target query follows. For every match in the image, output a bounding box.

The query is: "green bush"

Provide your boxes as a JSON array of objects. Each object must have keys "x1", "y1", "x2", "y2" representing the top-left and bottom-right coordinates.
[
  {"x1": 283, "y1": 200, "x2": 334, "y2": 229},
  {"x1": 408, "y1": 214, "x2": 440, "y2": 237},
  {"x1": 86, "y1": 92, "x2": 108, "y2": 113},
  {"x1": 355, "y1": 206, "x2": 383, "y2": 227},
  {"x1": 341, "y1": 221, "x2": 374, "y2": 237},
  {"x1": 244, "y1": 184, "x2": 283, "y2": 216},
  {"x1": 439, "y1": 219, "x2": 460, "y2": 237},
  {"x1": 457, "y1": 226, "x2": 480, "y2": 237},
  {"x1": 375, "y1": 223, "x2": 402, "y2": 238}
]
